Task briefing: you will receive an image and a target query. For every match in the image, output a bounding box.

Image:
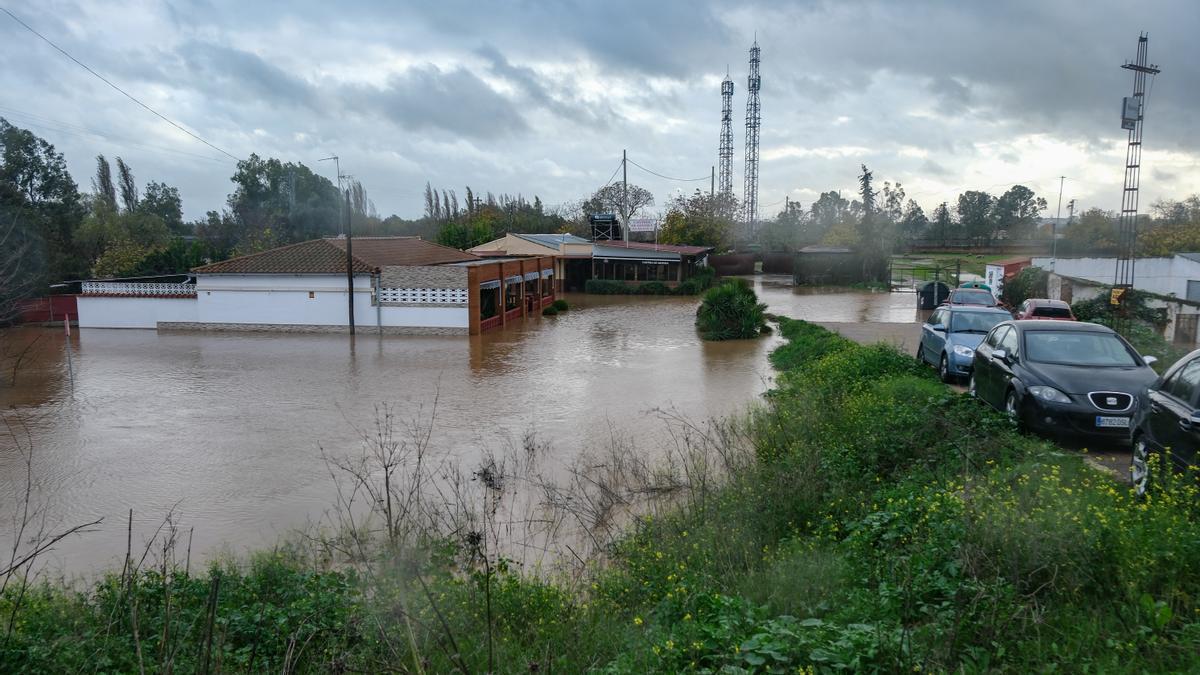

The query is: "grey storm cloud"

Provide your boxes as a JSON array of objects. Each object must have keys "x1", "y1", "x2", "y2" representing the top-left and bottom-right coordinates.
[
  {"x1": 176, "y1": 42, "x2": 320, "y2": 111},
  {"x1": 354, "y1": 65, "x2": 529, "y2": 140},
  {"x1": 1, "y1": 0, "x2": 1198, "y2": 221},
  {"x1": 474, "y1": 45, "x2": 613, "y2": 129}
]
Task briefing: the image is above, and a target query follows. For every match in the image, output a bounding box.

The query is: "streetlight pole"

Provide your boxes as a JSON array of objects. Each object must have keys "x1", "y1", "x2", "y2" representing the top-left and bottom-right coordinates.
[{"x1": 319, "y1": 155, "x2": 342, "y2": 235}]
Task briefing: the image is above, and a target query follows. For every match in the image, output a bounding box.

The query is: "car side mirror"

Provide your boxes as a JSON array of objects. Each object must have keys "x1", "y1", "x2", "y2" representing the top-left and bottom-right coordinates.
[
  {"x1": 992, "y1": 349, "x2": 1007, "y2": 361},
  {"x1": 930, "y1": 323, "x2": 946, "y2": 332},
  {"x1": 1143, "y1": 355, "x2": 1158, "y2": 367}
]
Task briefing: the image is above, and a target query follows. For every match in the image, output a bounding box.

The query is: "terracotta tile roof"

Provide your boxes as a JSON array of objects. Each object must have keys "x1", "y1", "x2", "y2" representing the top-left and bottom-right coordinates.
[
  {"x1": 191, "y1": 239, "x2": 374, "y2": 274},
  {"x1": 192, "y1": 237, "x2": 478, "y2": 274},
  {"x1": 327, "y1": 237, "x2": 479, "y2": 267}
]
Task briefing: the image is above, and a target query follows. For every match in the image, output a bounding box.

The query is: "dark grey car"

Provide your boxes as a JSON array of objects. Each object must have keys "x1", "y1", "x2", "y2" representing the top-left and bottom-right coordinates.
[
  {"x1": 970, "y1": 321, "x2": 1159, "y2": 440},
  {"x1": 1131, "y1": 349, "x2": 1200, "y2": 495}
]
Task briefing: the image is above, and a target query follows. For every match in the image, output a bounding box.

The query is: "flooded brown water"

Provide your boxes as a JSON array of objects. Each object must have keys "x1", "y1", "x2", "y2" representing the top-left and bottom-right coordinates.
[{"x1": 0, "y1": 277, "x2": 919, "y2": 575}]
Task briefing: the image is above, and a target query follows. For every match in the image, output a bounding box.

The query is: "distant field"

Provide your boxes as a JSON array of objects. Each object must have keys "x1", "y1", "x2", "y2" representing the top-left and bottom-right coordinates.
[{"x1": 890, "y1": 252, "x2": 1012, "y2": 278}]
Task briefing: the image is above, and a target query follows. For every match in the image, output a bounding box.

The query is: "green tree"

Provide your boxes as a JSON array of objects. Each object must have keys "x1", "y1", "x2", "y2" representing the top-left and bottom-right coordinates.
[
  {"x1": 227, "y1": 153, "x2": 340, "y2": 248},
  {"x1": 92, "y1": 155, "x2": 116, "y2": 209},
  {"x1": 140, "y1": 181, "x2": 185, "y2": 234},
  {"x1": 760, "y1": 199, "x2": 805, "y2": 251},
  {"x1": 75, "y1": 200, "x2": 170, "y2": 277},
  {"x1": 956, "y1": 190, "x2": 995, "y2": 244},
  {"x1": 992, "y1": 185, "x2": 1046, "y2": 240},
  {"x1": 582, "y1": 182, "x2": 654, "y2": 226},
  {"x1": 809, "y1": 191, "x2": 850, "y2": 241},
  {"x1": 437, "y1": 207, "x2": 498, "y2": 250},
  {"x1": 1061, "y1": 208, "x2": 1118, "y2": 254},
  {"x1": 116, "y1": 157, "x2": 138, "y2": 213},
  {"x1": 0, "y1": 118, "x2": 86, "y2": 282},
  {"x1": 898, "y1": 199, "x2": 928, "y2": 240},
  {"x1": 657, "y1": 190, "x2": 734, "y2": 249},
  {"x1": 929, "y1": 202, "x2": 954, "y2": 244}
]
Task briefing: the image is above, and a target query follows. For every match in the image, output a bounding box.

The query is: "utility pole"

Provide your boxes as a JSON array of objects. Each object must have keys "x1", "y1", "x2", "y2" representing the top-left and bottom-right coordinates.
[
  {"x1": 344, "y1": 188, "x2": 355, "y2": 335},
  {"x1": 1113, "y1": 32, "x2": 1161, "y2": 335},
  {"x1": 710, "y1": 166, "x2": 715, "y2": 196},
  {"x1": 1067, "y1": 199, "x2": 1076, "y2": 224},
  {"x1": 622, "y1": 149, "x2": 629, "y2": 243},
  {"x1": 318, "y1": 155, "x2": 342, "y2": 235},
  {"x1": 1052, "y1": 175, "x2": 1064, "y2": 266}
]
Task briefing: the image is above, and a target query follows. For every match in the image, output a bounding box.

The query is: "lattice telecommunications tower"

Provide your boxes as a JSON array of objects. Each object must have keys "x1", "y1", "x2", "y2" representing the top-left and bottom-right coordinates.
[
  {"x1": 718, "y1": 71, "x2": 735, "y2": 198},
  {"x1": 742, "y1": 40, "x2": 761, "y2": 229},
  {"x1": 1112, "y1": 32, "x2": 1160, "y2": 329}
]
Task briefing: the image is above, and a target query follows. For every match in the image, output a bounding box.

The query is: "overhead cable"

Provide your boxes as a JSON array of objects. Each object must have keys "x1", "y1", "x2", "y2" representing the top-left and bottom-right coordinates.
[{"x1": 0, "y1": 6, "x2": 242, "y2": 162}]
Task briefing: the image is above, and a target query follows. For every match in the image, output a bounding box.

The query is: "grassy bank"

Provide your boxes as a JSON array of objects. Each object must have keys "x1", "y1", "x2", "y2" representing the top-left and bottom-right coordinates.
[{"x1": 4, "y1": 321, "x2": 1200, "y2": 672}]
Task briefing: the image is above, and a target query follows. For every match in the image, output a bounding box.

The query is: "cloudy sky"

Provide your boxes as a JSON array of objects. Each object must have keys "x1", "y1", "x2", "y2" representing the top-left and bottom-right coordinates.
[{"x1": 1, "y1": 0, "x2": 1197, "y2": 222}]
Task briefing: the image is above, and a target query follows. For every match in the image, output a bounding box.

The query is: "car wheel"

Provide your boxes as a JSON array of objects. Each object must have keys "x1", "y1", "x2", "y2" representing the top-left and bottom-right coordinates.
[
  {"x1": 968, "y1": 374, "x2": 978, "y2": 398},
  {"x1": 1005, "y1": 389, "x2": 1025, "y2": 431},
  {"x1": 939, "y1": 354, "x2": 953, "y2": 383},
  {"x1": 916, "y1": 343, "x2": 925, "y2": 364},
  {"x1": 1131, "y1": 436, "x2": 1152, "y2": 498}
]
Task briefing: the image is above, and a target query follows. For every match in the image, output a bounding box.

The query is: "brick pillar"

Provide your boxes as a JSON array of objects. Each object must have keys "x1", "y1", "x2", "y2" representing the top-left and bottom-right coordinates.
[{"x1": 467, "y1": 266, "x2": 480, "y2": 335}]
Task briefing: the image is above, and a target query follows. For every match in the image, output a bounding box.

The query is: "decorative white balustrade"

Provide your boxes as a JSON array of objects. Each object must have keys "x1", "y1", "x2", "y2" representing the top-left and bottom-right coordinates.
[
  {"x1": 378, "y1": 287, "x2": 468, "y2": 305},
  {"x1": 82, "y1": 281, "x2": 197, "y2": 297}
]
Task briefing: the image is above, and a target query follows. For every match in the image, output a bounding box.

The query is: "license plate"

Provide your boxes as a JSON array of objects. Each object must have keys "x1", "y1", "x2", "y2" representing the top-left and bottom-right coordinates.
[{"x1": 1095, "y1": 416, "x2": 1131, "y2": 428}]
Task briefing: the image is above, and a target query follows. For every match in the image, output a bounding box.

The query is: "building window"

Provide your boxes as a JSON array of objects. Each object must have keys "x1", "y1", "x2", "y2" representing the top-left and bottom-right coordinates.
[
  {"x1": 1188, "y1": 280, "x2": 1200, "y2": 302},
  {"x1": 308, "y1": 291, "x2": 315, "y2": 299},
  {"x1": 480, "y1": 287, "x2": 499, "y2": 319},
  {"x1": 505, "y1": 282, "x2": 521, "y2": 311}
]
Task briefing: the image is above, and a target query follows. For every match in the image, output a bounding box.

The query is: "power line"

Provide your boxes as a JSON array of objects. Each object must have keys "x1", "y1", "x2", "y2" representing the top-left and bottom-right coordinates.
[
  {"x1": 600, "y1": 159, "x2": 624, "y2": 189},
  {"x1": 0, "y1": 105, "x2": 232, "y2": 164},
  {"x1": 625, "y1": 157, "x2": 709, "y2": 182},
  {"x1": 0, "y1": 6, "x2": 241, "y2": 162}
]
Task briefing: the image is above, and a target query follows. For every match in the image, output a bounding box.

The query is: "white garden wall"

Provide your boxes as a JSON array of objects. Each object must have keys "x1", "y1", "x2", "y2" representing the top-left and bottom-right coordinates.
[{"x1": 77, "y1": 296, "x2": 198, "y2": 329}]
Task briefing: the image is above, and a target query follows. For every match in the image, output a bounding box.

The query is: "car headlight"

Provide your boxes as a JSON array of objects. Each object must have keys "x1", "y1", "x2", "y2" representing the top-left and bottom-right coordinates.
[
  {"x1": 1028, "y1": 386, "x2": 1071, "y2": 404},
  {"x1": 952, "y1": 345, "x2": 975, "y2": 357}
]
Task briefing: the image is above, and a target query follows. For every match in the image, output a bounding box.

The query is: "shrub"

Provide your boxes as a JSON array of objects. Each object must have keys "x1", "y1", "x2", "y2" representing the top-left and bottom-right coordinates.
[
  {"x1": 674, "y1": 266, "x2": 718, "y2": 296},
  {"x1": 552, "y1": 299, "x2": 569, "y2": 311},
  {"x1": 542, "y1": 305, "x2": 559, "y2": 316},
  {"x1": 1001, "y1": 266, "x2": 1048, "y2": 307},
  {"x1": 695, "y1": 279, "x2": 768, "y2": 341},
  {"x1": 637, "y1": 281, "x2": 670, "y2": 295},
  {"x1": 584, "y1": 279, "x2": 633, "y2": 295}
]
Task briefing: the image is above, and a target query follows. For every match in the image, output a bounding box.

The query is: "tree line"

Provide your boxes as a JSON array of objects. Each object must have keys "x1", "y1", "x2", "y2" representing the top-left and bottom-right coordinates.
[{"x1": 4, "y1": 112, "x2": 1198, "y2": 313}]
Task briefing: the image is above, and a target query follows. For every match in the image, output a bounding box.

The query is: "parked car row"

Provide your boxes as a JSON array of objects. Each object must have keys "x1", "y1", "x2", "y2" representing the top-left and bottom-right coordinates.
[{"x1": 918, "y1": 286, "x2": 1198, "y2": 495}]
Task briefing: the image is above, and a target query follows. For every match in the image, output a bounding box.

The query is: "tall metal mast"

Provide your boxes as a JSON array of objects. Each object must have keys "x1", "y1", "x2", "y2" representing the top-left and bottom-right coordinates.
[
  {"x1": 742, "y1": 40, "x2": 761, "y2": 230},
  {"x1": 1112, "y1": 33, "x2": 1160, "y2": 332},
  {"x1": 718, "y1": 69, "x2": 735, "y2": 198}
]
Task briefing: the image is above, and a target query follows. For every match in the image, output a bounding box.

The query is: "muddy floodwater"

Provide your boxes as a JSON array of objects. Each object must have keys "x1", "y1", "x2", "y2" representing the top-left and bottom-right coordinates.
[{"x1": 0, "y1": 277, "x2": 919, "y2": 575}]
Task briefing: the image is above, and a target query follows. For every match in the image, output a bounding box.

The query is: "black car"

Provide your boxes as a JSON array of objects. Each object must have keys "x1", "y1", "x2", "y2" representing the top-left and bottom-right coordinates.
[
  {"x1": 970, "y1": 320, "x2": 1159, "y2": 439},
  {"x1": 1131, "y1": 349, "x2": 1200, "y2": 495}
]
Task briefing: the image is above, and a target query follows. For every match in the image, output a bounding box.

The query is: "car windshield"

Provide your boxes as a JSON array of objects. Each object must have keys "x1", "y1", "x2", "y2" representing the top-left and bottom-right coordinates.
[
  {"x1": 1031, "y1": 306, "x2": 1072, "y2": 318},
  {"x1": 950, "y1": 312, "x2": 1006, "y2": 334},
  {"x1": 1024, "y1": 331, "x2": 1140, "y2": 367},
  {"x1": 951, "y1": 290, "x2": 996, "y2": 306}
]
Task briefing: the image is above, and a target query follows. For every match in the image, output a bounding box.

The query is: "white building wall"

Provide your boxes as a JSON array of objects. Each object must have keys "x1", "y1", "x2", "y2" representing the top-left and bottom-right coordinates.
[
  {"x1": 194, "y1": 273, "x2": 468, "y2": 331},
  {"x1": 78, "y1": 274, "x2": 469, "y2": 332},
  {"x1": 1169, "y1": 257, "x2": 1200, "y2": 299},
  {"x1": 1031, "y1": 256, "x2": 1177, "y2": 295},
  {"x1": 77, "y1": 296, "x2": 198, "y2": 329},
  {"x1": 195, "y1": 274, "x2": 374, "y2": 327}
]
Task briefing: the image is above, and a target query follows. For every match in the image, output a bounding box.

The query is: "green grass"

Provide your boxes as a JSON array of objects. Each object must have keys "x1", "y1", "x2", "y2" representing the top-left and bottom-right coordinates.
[
  {"x1": 891, "y1": 252, "x2": 1011, "y2": 278},
  {"x1": 5, "y1": 320, "x2": 1200, "y2": 672}
]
